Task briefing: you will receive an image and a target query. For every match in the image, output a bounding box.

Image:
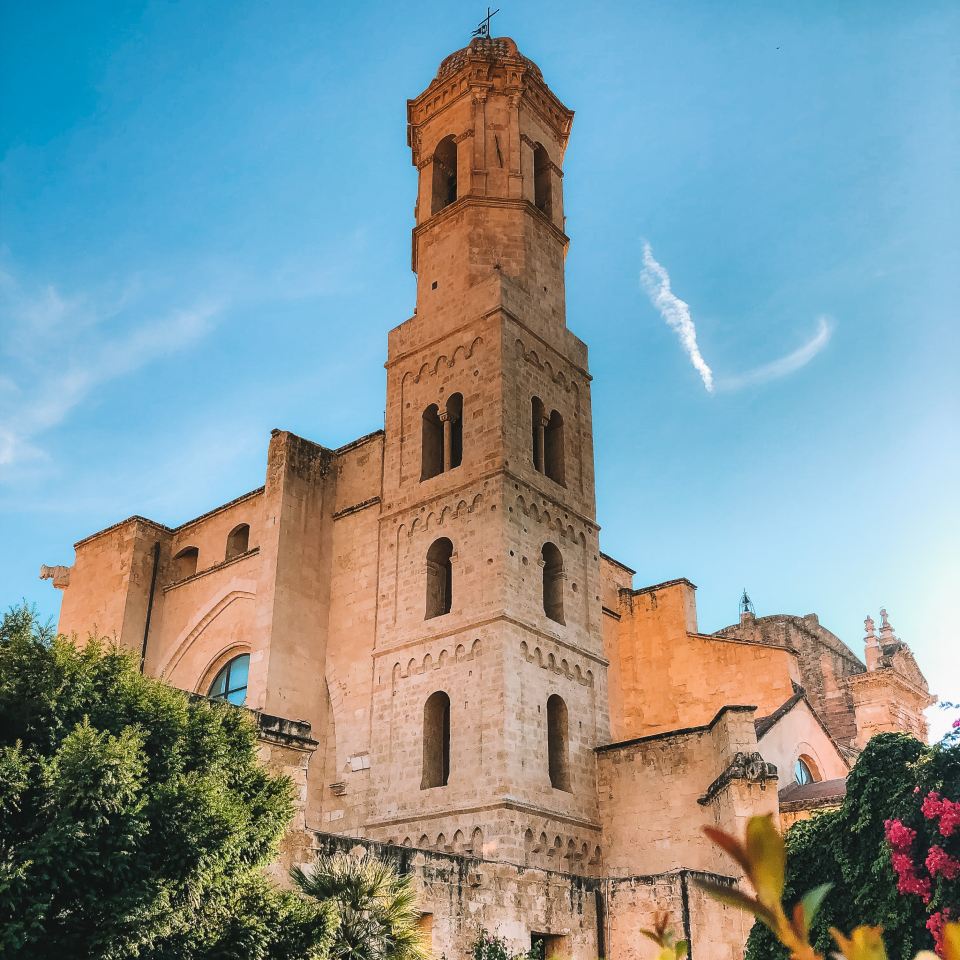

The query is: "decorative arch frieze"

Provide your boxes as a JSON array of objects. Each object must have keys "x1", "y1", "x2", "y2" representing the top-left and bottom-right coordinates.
[
  {"x1": 389, "y1": 638, "x2": 482, "y2": 684},
  {"x1": 522, "y1": 825, "x2": 601, "y2": 873},
  {"x1": 407, "y1": 492, "x2": 484, "y2": 538},
  {"x1": 518, "y1": 639, "x2": 594, "y2": 686},
  {"x1": 514, "y1": 494, "x2": 589, "y2": 544},
  {"x1": 514, "y1": 338, "x2": 582, "y2": 400}
]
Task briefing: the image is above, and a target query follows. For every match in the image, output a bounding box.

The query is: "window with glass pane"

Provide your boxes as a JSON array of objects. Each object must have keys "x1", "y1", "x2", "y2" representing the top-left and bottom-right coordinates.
[
  {"x1": 208, "y1": 654, "x2": 249, "y2": 706},
  {"x1": 794, "y1": 757, "x2": 815, "y2": 785}
]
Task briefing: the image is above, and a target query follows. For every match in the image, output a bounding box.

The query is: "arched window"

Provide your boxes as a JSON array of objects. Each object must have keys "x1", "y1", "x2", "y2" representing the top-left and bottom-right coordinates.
[
  {"x1": 795, "y1": 756, "x2": 819, "y2": 786},
  {"x1": 225, "y1": 523, "x2": 250, "y2": 560},
  {"x1": 425, "y1": 538, "x2": 453, "y2": 619},
  {"x1": 208, "y1": 653, "x2": 250, "y2": 706},
  {"x1": 421, "y1": 404, "x2": 443, "y2": 481},
  {"x1": 541, "y1": 542, "x2": 565, "y2": 624},
  {"x1": 172, "y1": 546, "x2": 199, "y2": 581},
  {"x1": 446, "y1": 393, "x2": 463, "y2": 470},
  {"x1": 421, "y1": 691, "x2": 451, "y2": 789},
  {"x1": 533, "y1": 143, "x2": 553, "y2": 218},
  {"x1": 431, "y1": 135, "x2": 458, "y2": 215},
  {"x1": 547, "y1": 694, "x2": 570, "y2": 791},
  {"x1": 544, "y1": 410, "x2": 565, "y2": 485},
  {"x1": 531, "y1": 396, "x2": 546, "y2": 472}
]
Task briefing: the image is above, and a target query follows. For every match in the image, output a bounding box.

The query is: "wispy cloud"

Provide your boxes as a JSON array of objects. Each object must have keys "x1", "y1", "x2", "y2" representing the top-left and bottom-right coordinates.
[
  {"x1": 0, "y1": 267, "x2": 224, "y2": 470},
  {"x1": 0, "y1": 231, "x2": 369, "y2": 479},
  {"x1": 640, "y1": 240, "x2": 833, "y2": 394},
  {"x1": 640, "y1": 241, "x2": 715, "y2": 392},
  {"x1": 714, "y1": 316, "x2": 833, "y2": 392}
]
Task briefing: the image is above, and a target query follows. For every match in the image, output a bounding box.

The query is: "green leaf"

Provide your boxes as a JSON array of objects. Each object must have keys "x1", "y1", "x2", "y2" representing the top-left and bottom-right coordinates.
[
  {"x1": 744, "y1": 815, "x2": 785, "y2": 908},
  {"x1": 798, "y1": 882, "x2": 832, "y2": 931},
  {"x1": 693, "y1": 878, "x2": 778, "y2": 930}
]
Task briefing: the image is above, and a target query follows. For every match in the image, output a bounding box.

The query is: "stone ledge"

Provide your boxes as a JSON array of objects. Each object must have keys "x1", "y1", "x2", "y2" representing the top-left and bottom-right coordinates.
[
  {"x1": 333, "y1": 496, "x2": 382, "y2": 520},
  {"x1": 162, "y1": 547, "x2": 260, "y2": 592},
  {"x1": 256, "y1": 712, "x2": 318, "y2": 751},
  {"x1": 595, "y1": 705, "x2": 758, "y2": 755}
]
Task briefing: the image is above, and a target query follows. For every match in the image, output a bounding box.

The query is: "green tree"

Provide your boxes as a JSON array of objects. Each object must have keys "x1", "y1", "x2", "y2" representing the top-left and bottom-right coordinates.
[
  {"x1": 745, "y1": 733, "x2": 960, "y2": 960},
  {"x1": 293, "y1": 851, "x2": 428, "y2": 960},
  {"x1": 0, "y1": 603, "x2": 333, "y2": 960}
]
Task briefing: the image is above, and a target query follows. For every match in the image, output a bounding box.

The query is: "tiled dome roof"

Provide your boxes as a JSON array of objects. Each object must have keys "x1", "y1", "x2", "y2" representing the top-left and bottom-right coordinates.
[{"x1": 436, "y1": 37, "x2": 542, "y2": 81}]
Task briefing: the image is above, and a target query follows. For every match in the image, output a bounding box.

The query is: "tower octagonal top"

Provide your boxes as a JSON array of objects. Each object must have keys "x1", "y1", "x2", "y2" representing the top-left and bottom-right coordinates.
[
  {"x1": 407, "y1": 36, "x2": 574, "y2": 170},
  {"x1": 435, "y1": 36, "x2": 543, "y2": 82}
]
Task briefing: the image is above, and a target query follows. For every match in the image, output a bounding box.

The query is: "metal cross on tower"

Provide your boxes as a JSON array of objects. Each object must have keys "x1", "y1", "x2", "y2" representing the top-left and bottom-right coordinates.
[{"x1": 472, "y1": 7, "x2": 499, "y2": 39}]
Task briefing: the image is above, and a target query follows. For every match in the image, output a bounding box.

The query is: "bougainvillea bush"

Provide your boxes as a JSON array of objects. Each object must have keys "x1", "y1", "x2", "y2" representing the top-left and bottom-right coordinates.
[{"x1": 745, "y1": 732, "x2": 960, "y2": 960}]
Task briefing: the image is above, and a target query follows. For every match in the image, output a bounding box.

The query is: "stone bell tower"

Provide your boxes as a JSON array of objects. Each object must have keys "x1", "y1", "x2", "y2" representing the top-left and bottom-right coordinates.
[{"x1": 367, "y1": 36, "x2": 607, "y2": 874}]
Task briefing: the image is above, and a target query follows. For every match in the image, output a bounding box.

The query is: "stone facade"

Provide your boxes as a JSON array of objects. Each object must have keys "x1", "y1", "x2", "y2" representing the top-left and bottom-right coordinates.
[{"x1": 42, "y1": 36, "x2": 934, "y2": 960}]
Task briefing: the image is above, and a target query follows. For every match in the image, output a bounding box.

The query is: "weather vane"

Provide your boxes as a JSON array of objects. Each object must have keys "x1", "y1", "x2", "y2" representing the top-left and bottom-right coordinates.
[{"x1": 472, "y1": 7, "x2": 499, "y2": 40}]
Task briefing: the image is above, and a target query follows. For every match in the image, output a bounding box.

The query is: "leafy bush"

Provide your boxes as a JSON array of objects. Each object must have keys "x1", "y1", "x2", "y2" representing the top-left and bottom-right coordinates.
[
  {"x1": 293, "y1": 851, "x2": 427, "y2": 960},
  {"x1": 743, "y1": 733, "x2": 959, "y2": 959},
  {"x1": 0, "y1": 603, "x2": 333, "y2": 960},
  {"x1": 696, "y1": 812, "x2": 959, "y2": 960},
  {"x1": 470, "y1": 928, "x2": 542, "y2": 960}
]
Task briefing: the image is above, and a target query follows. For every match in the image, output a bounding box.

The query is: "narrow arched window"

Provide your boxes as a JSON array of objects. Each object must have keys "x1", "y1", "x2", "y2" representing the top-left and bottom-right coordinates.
[
  {"x1": 795, "y1": 756, "x2": 819, "y2": 785},
  {"x1": 421, "y1": 404, "x2": 443, "y2": 481},
  {"x1": 446, "y1": 393, "x2": 463, "y2": 470},
  {"x1": 422, "y1": 691, "x2": 451, "y2": 788},
  {"x1": 542, "y1": 542, "x2": 565, "y2": 624},
  {"x1": 547, "y1": 694, "x2": 570, "y2": 790},
  {"x1": 425, "y1": 538, "x2": 453, "y2": 619},
  {"x1": 432, "y1": 136, "x2": 458, "y2": 215},
  {"x1": 225, "y1": 523, "x2": 250, "y2": 560},
  {"x1": 531, "y1": 396, "x2": 546, "y2": 472},
  {"x1": 172, "y1": 546, "x2": 199, "y2": 580},
  {"x1": 533, "y1": 143, "x2": 553, "y2": 218},
  {"x1": 208, "y1": 653, "x2": 250, "y2": 706},
  {"x1": 544, "y1": 410, "x2": 565, "y2": 485}
]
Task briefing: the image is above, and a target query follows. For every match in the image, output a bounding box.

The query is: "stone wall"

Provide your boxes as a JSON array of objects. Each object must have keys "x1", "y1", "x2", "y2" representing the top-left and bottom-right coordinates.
[
  {"x1": 308, "y1": 832, "x2": 751, "y2": 960},
  {"x1": 254, "y1": 712, "x2": 319, "y2": 884},
  {"x1": 597, "y1": 706, "x2": 779, "y2": 878},
  {"x1": 607, "y1": 580, "x2": 798, "y2": 741},
  {"x1": 714, "y1": 614, "x2": 864, "y2": 748}
]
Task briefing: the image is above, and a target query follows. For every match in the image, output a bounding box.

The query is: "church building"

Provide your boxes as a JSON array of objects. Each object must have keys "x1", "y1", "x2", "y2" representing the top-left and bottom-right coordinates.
[{"x1": 42, "y1": 36, "x2": 934, "y2": 960}]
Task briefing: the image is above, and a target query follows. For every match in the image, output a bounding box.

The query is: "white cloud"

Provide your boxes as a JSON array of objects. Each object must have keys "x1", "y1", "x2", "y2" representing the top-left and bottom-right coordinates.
[
  {"x1": 0, "y1": 233, "x2": 367, "y2": 478},
  {"x1": 0, "y1": 267, "x2": 224, "y2": 470},
  {"x1": 640, "y1": 241, "x2": 715, "y2": 392},
  {"x1": 640, "y1": 241, "x2": 833, "y2": 394},
  {"x1": 715, "y1": 316, "x2": 833, "y2": 392}
]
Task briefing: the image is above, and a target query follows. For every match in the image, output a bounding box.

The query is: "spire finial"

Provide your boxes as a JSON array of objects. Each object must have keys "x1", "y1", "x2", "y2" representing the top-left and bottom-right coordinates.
[
  {"x1": 471, "y1": 6, "x2": 500, "y2": 40},
  {"x1": 739, "y1": 589, "x2": 755, "y2": 620},
  {"x1": 864, "y1": 614, "x2": 875, "y2": 638}
]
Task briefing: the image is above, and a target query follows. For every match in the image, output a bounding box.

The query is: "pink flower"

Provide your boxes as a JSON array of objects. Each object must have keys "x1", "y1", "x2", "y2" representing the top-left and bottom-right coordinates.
[
  {"x1": 927, "y1": 909, "x2": 951, "y2": 955},
  {"x1": 884, "y1": 819, "x2": 917, "y2": 852},
  {"x1": 915, "y1": 785, "x2": 922, "y2": 794},
  {"x1": 926, "y1": 845, "x2": 960, "y2": 880},
  {"x1": 952, "y1": 717, "x2": 960, "y2": 728},
  {"x1": 921, "y1": 791, "x2": 960, "y2": 837},
  {"x1": 922, "y1": 791, "x2": 944, "y2": 820},
  {"x1": 938, "y1": 799, "x2": 960, "y2": 837}
]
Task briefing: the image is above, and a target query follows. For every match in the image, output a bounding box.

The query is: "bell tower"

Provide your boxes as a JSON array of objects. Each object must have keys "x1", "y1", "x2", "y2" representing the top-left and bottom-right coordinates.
[{"x1": 368, "y1": 36, "x2": 607, "y2": 874}]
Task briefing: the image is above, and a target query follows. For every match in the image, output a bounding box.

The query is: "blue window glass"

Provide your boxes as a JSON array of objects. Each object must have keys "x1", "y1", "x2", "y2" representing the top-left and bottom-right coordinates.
[
  {"x1": 208, "y1": 654, "x2": 250, "y2": 706},
  {"x1": 794, "y1": 757, "x2": 815, "y2": 786}
]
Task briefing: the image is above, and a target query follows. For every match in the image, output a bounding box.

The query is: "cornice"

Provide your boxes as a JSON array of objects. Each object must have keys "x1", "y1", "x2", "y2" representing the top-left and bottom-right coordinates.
[
  {"x1": 372, "y1": 612, "x2": 609, "y2": 668},
  {"x1": 363, "y1": 797, "x2": 600, "y2": 833}
]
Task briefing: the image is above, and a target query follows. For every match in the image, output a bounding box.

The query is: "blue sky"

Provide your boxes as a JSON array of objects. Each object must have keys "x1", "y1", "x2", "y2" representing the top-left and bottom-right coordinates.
[{"x1": 2, "y1": 1, "x2": 957, "y2": 737}]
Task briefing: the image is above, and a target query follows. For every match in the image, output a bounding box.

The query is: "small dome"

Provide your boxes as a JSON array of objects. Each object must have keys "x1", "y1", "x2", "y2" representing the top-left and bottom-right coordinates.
[{"x1": 436, "y1": 36, "x2": 542, "y2": 81}]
